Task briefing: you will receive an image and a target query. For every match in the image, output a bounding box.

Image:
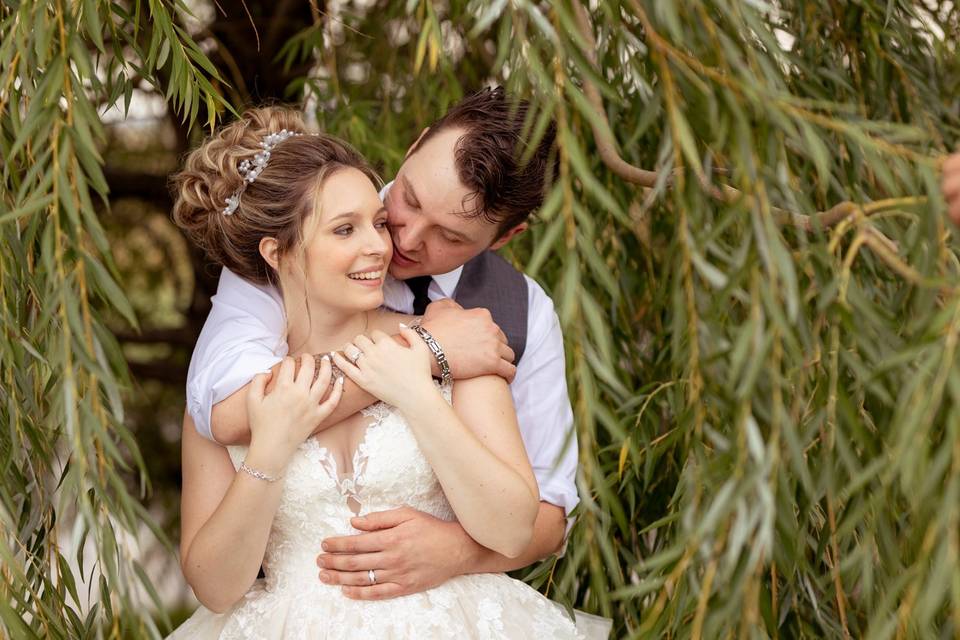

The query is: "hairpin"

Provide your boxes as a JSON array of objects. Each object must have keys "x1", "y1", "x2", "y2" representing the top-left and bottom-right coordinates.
[{"x1": 222, "y1": 129, "x2": 302, "y2": 216}]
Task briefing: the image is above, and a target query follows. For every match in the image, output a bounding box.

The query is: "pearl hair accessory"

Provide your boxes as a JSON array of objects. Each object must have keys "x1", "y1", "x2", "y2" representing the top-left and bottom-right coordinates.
[{"x1": 222, "y1": 128, "x2": 302, "y2": 216}]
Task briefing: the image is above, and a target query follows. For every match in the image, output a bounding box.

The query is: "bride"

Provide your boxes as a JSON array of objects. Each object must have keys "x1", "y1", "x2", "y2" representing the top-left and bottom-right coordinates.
[{"x1": 166, "y1": 107, "x2": 603, "y2": 638}]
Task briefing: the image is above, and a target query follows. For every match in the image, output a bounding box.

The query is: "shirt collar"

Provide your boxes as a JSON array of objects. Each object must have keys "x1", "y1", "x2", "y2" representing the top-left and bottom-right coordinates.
[{"x1": 432, "y1": 266, "x2": 464, "y2": 298}]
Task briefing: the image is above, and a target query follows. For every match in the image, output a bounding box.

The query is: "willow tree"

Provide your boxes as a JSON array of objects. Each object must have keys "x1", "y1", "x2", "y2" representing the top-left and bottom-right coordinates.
[{"x1": 2, "y1": 1, "x2": 959, "y2": 638}]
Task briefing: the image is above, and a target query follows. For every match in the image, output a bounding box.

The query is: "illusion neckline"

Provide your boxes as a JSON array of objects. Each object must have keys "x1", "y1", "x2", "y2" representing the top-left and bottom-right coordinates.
[{"x1": 303, "y1": 400, "x2": 391, "y2": 514}]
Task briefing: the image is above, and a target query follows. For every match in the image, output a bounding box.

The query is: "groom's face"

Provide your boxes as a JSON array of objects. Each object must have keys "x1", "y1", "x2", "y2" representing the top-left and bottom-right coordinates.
[{"x1": 385, "y1": 127, "x2": 514, "y2": 280}]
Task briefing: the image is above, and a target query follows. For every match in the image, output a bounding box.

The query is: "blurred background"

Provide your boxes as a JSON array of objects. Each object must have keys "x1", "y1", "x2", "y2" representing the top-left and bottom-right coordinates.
[{"x1": 2, "y1": 1, "x2": 960, "y2": 638}]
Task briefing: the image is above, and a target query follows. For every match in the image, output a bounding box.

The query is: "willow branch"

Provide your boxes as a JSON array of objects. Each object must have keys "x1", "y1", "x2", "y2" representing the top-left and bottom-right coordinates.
[
  {"x1": 570, "y1": 1, "x2": 657, "y2": 186},
  {"x1": 572, "y1": 0, "x2": 912, "y2": 257}
]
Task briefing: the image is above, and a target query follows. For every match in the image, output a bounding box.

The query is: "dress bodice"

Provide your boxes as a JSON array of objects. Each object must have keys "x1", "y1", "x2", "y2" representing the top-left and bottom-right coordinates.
[{"x1": 227, "y1": 390, "x2": 456, "y2": 590}]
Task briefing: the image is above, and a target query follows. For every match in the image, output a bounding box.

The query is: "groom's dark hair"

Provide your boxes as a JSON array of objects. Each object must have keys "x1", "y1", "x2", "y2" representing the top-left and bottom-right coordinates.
[{"x1": 410, "y1": 86, "x2": 558, "y2": 238}]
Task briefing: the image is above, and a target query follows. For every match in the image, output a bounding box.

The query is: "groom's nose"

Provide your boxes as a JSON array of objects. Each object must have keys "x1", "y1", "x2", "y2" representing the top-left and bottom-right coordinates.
[{"x1": 396, "y1": 219, "x2": 427, "y2": 254}]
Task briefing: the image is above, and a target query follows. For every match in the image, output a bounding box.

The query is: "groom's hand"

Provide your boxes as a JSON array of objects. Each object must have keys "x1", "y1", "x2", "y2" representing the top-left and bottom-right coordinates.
[
  {"x1": 421, "y1": 299, "x2": 516, "y2": 382},
  {"x1": 315, "y1": 507, "x2": 477, "y2": 600}
]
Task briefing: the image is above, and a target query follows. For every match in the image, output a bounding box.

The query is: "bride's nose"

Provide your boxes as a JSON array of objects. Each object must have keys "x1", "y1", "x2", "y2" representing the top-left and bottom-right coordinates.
[{"x1": 362, "y1": 226, "x2": 388, "y2": 256}]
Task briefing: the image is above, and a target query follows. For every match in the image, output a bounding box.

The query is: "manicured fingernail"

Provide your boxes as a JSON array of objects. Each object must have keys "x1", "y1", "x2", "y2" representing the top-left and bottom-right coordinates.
[
  {"x1": 321, "y1": 541, "x2": 330, "y2": 551},
  {"x1": 321, "y1": 354, "x2": 330, "y2": 361},
  {"x1": 337, "y1": 376, "x2": 344, "y2": 385},
  {"x1": 317, "y1": 556, "x2": 325, "y2": 567},
  {"x1": 320, "y1": 572, "x2": 331, "y2": 583}
]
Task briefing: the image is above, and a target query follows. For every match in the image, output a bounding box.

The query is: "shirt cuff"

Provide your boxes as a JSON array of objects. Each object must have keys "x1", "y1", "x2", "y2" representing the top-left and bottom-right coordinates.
[{"x1": 187, "y1": 351, "x2": 284, "y2": 442}]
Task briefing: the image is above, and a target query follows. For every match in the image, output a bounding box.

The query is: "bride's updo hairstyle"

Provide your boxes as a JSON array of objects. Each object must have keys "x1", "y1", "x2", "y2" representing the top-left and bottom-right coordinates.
[{"x1": 172, "y1": 106, "x2": 380, "y2": 285}]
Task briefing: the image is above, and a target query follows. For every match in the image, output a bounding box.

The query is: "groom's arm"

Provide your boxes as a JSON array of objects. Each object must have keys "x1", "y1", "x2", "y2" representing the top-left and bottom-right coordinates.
[
  {"x1": 316, "y1": 503, "x2": 565, "y2": 600},
  {"x1": 209, "y1": 299, "x2": 517, "y2": 445}
]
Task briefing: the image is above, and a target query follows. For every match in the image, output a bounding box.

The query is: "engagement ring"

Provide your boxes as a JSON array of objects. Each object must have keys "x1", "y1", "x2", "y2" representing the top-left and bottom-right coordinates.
[
  {"x1": 345, "y1": 344, "x2": 363, "y2": 365},
  {"x1": 368, "y1": 569, "x2": 377, "y2": 585}
]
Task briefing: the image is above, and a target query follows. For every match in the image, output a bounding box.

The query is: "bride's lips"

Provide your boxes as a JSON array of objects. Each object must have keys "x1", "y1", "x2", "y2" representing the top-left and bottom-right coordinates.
[
  {"x1": 347, "y1": 266, "x2": 384, "y2": 287},
  {"x1": 391, "y1": 247, "x2": 418, "y2": 268}
]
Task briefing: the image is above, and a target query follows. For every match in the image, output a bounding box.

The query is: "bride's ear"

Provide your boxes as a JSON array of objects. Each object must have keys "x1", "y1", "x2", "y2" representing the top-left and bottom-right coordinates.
[{"x1": 259, "y1": 237, "x2": 281, "y2": 272}]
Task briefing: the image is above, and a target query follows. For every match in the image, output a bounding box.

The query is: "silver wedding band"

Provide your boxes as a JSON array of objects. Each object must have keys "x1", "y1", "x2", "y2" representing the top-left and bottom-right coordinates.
[{"x1": 368, "y1": 569, "x2": 377, "y2": 585}]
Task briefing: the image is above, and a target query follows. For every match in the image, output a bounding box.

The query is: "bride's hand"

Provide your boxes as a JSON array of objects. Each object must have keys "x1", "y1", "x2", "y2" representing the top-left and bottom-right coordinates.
[
  {"x1": 333, "y1": 327, "x2": 437, "y2": 409},
  {"x1": 247, "y1": 354, "x2": 344, "y2": 467}
]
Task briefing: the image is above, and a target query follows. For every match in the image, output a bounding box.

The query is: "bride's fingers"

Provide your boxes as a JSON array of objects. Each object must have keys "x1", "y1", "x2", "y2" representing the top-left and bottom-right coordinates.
[
  {"x1": 352, "y1": 334, "x2": 375, "y2": 353},
  {"x1": 246, "y1": 372, "x2": 268, "y2": 406},
  {"x1": 331, "y1": 351, "x2": 362, "y2": 382},
  {"x1": 316, "y1": 375, "x2": 343, "y2": 417},
  {"x1": 296, "y1": 353, "x2": 315, "y2": 389},
  {"x1": 309, "y1": 355, "x2": 332, "y2": 399}
]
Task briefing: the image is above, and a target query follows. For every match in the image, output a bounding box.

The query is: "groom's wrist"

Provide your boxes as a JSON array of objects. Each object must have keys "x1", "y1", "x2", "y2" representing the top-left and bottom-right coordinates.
[{"x1": 449, "y1": 520, "x2": 486, "y2": 576}]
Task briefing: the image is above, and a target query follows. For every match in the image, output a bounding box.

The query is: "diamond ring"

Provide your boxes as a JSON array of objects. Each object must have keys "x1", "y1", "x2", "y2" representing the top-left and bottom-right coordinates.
[
  {"x1": 368, "y1": 569, "x2": 377, "y2": 585},
  {"x1": 344, "y1": 344, "x2": 363, "y2": 365}
]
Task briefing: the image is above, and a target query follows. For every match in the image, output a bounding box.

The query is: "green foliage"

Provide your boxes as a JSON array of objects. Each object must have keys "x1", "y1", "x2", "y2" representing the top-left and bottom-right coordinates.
[
  {"x1": 0, "y1": 1, "x2": 226, "y2": 637},
  {"x1": 2, "y1": 0, "x2": 960, "y2": 638}
]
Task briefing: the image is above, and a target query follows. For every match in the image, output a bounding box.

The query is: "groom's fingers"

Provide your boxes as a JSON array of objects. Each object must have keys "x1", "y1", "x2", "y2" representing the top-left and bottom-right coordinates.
[
  {"x1": 349, "y1": 507, "x2": 415, "y2": 531},
  {"x1": 319, "y1": 530, "x2": 391, "y2": 555},
  {"x1": 319, "y1": 568, "x2": 394, "y2": 587},
  {"x1": 496, "y1": 359, "x2": 518, "y2": 384},
  {"x1": 317, "y1": 551, "x2": 387, "y2": 572},
  {"x1": 498, "y1": 341, "x2": 515, "y2": 365},
  {"x1": 341, "y1": 583, "x2": 404, "y2": 601}
]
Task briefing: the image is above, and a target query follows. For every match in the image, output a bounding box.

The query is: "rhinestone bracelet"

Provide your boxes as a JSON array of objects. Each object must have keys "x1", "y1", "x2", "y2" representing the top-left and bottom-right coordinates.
[{"x1": 239, "y1": 460, "x2": 280, "y2": 483}]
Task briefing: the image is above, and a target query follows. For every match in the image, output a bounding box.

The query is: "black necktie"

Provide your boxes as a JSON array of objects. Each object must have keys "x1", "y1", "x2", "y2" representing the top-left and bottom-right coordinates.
[{"x1": 406, "y1": 276, "x2": 433, "y2": 315}]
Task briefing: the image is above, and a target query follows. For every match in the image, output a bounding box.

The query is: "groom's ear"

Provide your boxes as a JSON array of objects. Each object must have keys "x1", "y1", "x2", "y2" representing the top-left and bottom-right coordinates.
[
  {"x1": 259, "y1": 237, "x2": 281, "y2": 272},
  {"x1": 489, "y1": 222, "x2": 528, "y2": 250},
  {"x1": 404, "y1": 127, "x2": 430, "y2": 160}
]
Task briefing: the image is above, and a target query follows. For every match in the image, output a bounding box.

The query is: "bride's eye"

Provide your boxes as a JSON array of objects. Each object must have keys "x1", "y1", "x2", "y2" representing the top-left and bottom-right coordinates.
[
  {"x1": 334, "y1": 225, "x2": 353, "y2": 236},
  {"x1": 374, "y1": 219, "x2": 388, "y2": 229}
]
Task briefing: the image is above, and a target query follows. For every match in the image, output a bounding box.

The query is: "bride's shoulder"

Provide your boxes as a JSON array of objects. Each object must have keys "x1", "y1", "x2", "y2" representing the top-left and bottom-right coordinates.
[{"x1": 368, "y1": 309, "x2": 415, "y2": 334}]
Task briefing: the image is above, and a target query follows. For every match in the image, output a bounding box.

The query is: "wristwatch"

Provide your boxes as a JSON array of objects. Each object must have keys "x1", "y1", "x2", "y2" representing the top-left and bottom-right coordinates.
[{"x1": 410, "y1": 322, "x2": 452, "y2": 385}]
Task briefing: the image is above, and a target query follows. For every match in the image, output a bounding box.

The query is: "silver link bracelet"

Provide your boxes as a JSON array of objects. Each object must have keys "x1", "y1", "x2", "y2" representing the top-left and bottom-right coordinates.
[{"x1": 410, "y1": 321, "x2": 452, "y2": 385}]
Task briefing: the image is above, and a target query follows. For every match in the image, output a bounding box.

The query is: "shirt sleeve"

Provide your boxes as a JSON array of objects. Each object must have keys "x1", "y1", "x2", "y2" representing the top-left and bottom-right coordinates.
[
  {"x1": 511, "y1": 277, "x2": 580, "y2": 543},
  {"x1": 186, "y1": 268, "x2": 288, "y2": 442}
]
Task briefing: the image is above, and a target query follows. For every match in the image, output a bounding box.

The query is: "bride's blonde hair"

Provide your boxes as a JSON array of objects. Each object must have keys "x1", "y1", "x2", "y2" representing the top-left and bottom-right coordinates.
[{"x1": 172, "y1": 106, "x2": 381, "y2": 285}]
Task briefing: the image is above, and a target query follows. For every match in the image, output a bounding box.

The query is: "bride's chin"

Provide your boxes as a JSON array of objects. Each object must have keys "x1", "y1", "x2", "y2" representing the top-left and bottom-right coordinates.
[{"x1": 350, "y1": 292, "x2": 385, "y2": 312}]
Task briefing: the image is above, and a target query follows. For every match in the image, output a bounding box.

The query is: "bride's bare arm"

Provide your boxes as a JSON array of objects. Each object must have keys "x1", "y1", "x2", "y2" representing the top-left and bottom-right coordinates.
[
  {"x1": 179, "y1": 411, "x2": 286, "y2": 612},
  {"x1": 413, "y1": 375, "x2": 540, "y2": 557},
  {"x1": 180, "y1": 356, "x2": 342, "y2": 612},
  {"x1": 334, "y1": 330, "x2": 539, "y2": 558}
]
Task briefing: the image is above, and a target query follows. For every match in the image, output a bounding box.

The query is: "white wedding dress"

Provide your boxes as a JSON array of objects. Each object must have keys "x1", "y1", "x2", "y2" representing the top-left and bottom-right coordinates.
[{"x1": 169, "y1": 386, "x2": 611, "y2": 639}]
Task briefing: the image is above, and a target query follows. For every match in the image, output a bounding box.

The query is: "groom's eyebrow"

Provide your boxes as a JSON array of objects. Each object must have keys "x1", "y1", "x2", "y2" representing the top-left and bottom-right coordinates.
[{"x1": 401, "y1": 175, "x2": 421, "y2": 207}]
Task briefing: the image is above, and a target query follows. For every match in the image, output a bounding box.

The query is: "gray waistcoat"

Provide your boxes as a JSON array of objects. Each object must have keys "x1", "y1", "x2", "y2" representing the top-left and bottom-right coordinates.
[{"x1": 453, "y1": 250, "x2": 529, "y2": 363}]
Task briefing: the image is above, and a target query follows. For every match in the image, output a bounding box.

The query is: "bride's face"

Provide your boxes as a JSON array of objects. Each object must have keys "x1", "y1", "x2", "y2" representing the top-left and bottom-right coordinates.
[{"x1": 282, "y1": 167, "x2": 392, "y2": 314}]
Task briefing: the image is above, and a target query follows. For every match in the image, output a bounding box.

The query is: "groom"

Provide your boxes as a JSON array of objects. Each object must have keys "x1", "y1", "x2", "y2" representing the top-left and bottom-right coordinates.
[{"x1": 183, "y1": 87, "x2": 578, "y2": 600}]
